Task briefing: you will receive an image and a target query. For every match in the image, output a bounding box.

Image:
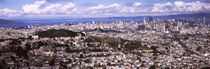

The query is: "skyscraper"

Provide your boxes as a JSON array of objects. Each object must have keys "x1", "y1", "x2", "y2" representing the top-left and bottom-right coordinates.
[
  {"x1": 149, "y1": 16, "x2": 153, "y2": 22},
  {"x1": 198, "y1": 18, "x2": 200, "y2": 25},
  {"x1": 92, "y1": 21, "x2": 95, "y2": 24},
  {"x1": 203, "y1": 17, "x2": 205, "y2": 25},
  {"x1": 161, "y1": 23, "x2": 166, "y2": 33},
  {"x1": 143, "y1": 17, "x2": 147, "y2": 24}
]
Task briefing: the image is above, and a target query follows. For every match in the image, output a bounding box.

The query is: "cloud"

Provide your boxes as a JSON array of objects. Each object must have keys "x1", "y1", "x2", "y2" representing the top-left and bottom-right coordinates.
[
  {"x1": 174, "y1": 1, "x2": 185, "y2": 7},
  {"x1": 0, "y1": 8, "x2": 20, "y2": 16},
  {"x1": 0, "y1": 0, "x2": 146, "y2": 17},
  {"x1": 1, "y1": 0, "x2": 210, "y2": 17},
  {"x1": 21, "y1": 0, "x2": 76, "y2": 15},
  {"x1": 87, "y1": 3, "x2": 120, "y2": 10},
  {"x1": 46, "y1": 0, "x2": 73, "y2": 2},
  {"x1": 21, "y1": 0, "x2": 46, "y2": 14},
  {"x1": 151, "y1": 2, "x2": 173, "y2": 12},
  {"x1": 133, "y1": 2, "x2": 142, "y2": 7},
  {"x1": 80, "y1": 2, "x2": 98, "y2": 7},
  {"x1": 41, "y1": 3, "x2": 76, "y2": 14},
  {"x1": 83, "y1": 3, "x2": 121, "y2": 14},
  {"x1": 151, "y1": 1, "x2": 210, "y2": 13},
  {"x1": 125, "y1": 2, "x2": 142, "y2": 7},
  {"x1": 173, "y1": 1, "x2": 205, "y2": 12},
  {"x1": 75, "y1": 3, "x2": 149, "y2": 17}
]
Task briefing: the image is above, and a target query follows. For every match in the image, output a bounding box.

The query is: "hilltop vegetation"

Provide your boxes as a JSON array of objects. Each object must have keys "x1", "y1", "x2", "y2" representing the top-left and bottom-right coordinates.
[{"x1": 36, "y1": 29, "x2": 83, "y2": 38}]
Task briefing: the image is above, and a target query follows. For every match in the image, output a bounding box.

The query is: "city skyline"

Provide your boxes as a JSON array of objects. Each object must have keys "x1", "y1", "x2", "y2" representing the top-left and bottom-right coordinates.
[
  {"x1": 0, "y1": 0, "x2": 210, "y2": 18},
  {"x1": 0, "y1": 1, "x2": 210, "y2": 69}
]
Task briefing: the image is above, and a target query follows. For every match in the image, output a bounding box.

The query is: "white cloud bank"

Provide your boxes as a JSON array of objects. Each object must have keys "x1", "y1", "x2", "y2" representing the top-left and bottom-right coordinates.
[
  {"x1": 0, "y1": 0, "x2": 210, "y2": 17},
  {"x1": 152, "y1": 1, "x2": 210, "y2": 13},
  {"x1": 21, "y1": 0, "x2": 76, "y2": 15},
  {"x1": 0, "y1": 8, "x2": 20, "y2": 16},
  {"x1": 21, "y1": 0, "x2": 46, "y2": 14}
]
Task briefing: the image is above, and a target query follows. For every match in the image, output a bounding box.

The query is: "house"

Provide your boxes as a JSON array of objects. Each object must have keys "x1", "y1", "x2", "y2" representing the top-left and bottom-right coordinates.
[{"x1": 32, "y1": 35, "x2": 39, "y2": 39}]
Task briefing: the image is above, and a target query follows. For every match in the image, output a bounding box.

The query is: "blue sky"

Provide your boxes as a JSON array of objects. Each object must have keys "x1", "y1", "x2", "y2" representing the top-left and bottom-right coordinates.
[{"x1": 0, "y1": 0, "x2": 210, "y2": 18}]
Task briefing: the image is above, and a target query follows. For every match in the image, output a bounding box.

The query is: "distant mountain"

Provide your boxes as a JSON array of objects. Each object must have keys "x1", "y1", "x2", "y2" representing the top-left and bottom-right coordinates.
[
  {"x1": 1, "y1": 13, "x2": 209, "y2": 26},
  {"x1": 154, "y1": 13, "x2": 210, "y2": 19},
  {"x1": 81, "y1": 13, "x2": 210, "y2": 21},
  {"x1": 0, "y1": 19, "x2": 22, "y2": 24},
  {"x1": 168, "y1": 13, "x2": 210, "y2": 18},
  {"x1": 152, "y1": 13, "x2": 210, "y2": 23}
]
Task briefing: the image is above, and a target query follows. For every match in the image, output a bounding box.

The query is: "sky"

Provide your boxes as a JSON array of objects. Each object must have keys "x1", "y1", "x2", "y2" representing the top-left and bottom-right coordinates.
[{"x1": 0, "y1": 0, "x2": 210, "y2": 18}]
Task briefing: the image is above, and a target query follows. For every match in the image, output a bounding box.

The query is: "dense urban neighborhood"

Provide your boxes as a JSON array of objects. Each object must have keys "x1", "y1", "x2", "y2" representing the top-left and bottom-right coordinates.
[{"x1": 0, "y1": 18, "x2": 210, "y2": 69}]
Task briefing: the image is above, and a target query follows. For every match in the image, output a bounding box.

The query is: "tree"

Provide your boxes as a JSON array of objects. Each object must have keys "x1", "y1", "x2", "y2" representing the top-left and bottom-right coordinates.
[
  {"x1": 36, "y1": 29, "x2": 79, "y2": 38},
  {"x1": 49, "y1": 59, "x2": 55, "y2": 66},
  {"x1": 9, "y1": 39, "x2": 21, "y2": 45},
  {"x1": 149, "y1": 65, "x2": 157, "y2": 69},
  {"x1": 16, "y1": 46, "x2": 28, "y2": 58},
  {"x1": 25, "y1": 43, "x2": 32, "y2": 51}
]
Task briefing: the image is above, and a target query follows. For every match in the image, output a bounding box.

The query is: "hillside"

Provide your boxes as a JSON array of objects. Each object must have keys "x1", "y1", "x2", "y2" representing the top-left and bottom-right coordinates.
[{"x1": 0, "y1": 19, "x2": 22, "y2": 24}]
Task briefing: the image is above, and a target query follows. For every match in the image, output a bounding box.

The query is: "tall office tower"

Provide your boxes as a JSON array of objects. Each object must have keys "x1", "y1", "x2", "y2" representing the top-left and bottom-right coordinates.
[
  {"x1": 162, "y1": 23, "x2": 166, "y2": 33},
  {"x1": 178, "y1": 22, "x2": 182, "y2": 30},
  {"x1": 197, "y1": 18, "x2": 200, "y2": 25},
  {"x1": 92, "y1": 21, "x2": 95, "y2": 24},
  {"x1": 143, "y1": 17, "x2": 147, "y2": 24},
  {"x1": 175, "y1": 25, "x2": 179, "y2": 31},
  {"x1": 177, "y1": 21, "x2": 180, "y2": 27},
  {"x1": 149, "y1": 16, "x2": 153, "y2": 22},
  {"x1": 203, "y1": 17, "x2": 205, "y2": 25}
]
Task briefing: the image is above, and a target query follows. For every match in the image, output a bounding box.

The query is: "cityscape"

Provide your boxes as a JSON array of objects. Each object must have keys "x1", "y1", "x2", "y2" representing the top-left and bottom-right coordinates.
[{"x1": 0, "y1": 0, "x2": 210, "y2": 69}]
